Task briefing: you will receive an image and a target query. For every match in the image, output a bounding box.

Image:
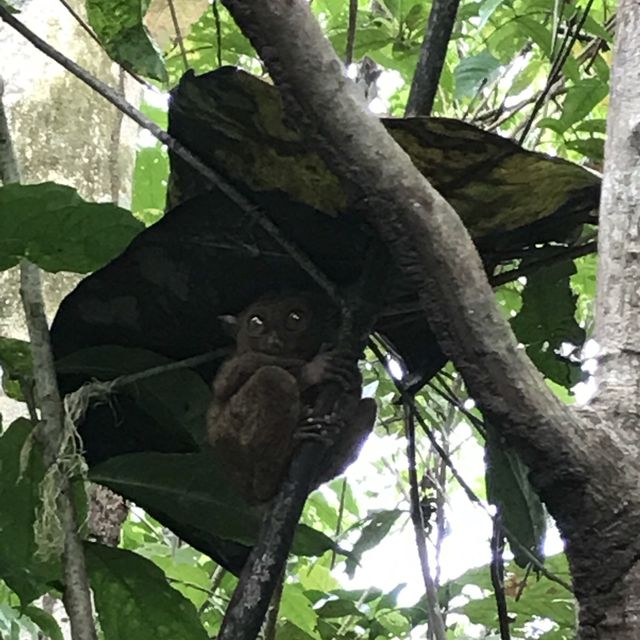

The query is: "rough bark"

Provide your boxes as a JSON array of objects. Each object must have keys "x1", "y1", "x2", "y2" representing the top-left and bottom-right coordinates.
[
  {"x1": 218, "y1": 2, "x2": 640, "y2": 636},
  {"x1": 581, "y1": 1, "x2": 640, "y2": 637},
  {"x1": 405, "y1": 0, "x2": 460, "y2": 117}
]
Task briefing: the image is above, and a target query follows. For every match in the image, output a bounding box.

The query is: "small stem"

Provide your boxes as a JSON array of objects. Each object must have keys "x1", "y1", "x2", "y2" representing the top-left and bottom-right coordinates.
[
  {"x1": 404, "y1": 400, "x2": 447, "y2": 640},
  {"x1": 167, "y1": 0, "x2": 189, "y2": 72},
  {"x1": 490, "y1": 513, "x2": 511, "y2": 640}
]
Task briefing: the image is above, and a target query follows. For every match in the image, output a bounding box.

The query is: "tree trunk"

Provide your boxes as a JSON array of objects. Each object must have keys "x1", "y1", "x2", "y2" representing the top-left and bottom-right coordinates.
[
  {"x1": 575, "y1": 0, "x2": 640, "y2": 636},
  {"x1": 218, "y1": 1, "x2": 640, "y2": 637},
  {"x1": 0, "y1": 0, "x2": 140, "y2": 421}
]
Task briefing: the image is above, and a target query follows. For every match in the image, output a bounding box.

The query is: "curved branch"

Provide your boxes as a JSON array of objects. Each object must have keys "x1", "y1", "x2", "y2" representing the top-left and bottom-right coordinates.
[{"x1": 218, "y1": 0, "x2": 634, "y2": 566}]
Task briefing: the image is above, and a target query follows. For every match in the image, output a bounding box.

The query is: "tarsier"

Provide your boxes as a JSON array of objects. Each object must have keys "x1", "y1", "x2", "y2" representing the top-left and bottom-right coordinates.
[{"x1": 207, "y1": 292, "x2": 376, "y2": 504}]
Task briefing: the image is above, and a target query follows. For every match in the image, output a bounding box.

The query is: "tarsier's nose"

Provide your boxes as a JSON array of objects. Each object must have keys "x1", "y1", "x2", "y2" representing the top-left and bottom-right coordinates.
[{"x1": 267, "y1": 332, "x2": 283, "y2": 349}]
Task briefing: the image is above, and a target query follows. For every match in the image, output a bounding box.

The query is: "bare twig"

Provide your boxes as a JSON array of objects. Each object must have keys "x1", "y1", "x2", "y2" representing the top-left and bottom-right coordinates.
[
  {"x1": 344, "y1": 0, "x2": 357, "y2": 66},
  {"x1": 167, "y1": 0, "x2": 189, "y2": 71},
  {"x1": 404, "y1": 399, "x2": 447, "y2": 640},
  {"x1": 0, "y1": 6, "x2": 340, "y2": 304},
  {"x1": 405, "y1": 0, "x2": 461, "y2": 116},
  {"x1": 212, "y1": 1, "x2": 223, "y2": 67},
  {"x1": 490, "y1": 513, "x2": 511, "y2": 640},
  {"x1": 519, "y1": 0, "x2": 595, "y2": 144},
  {"x1": 368, "y1": 339, "x2": 572, "y2": 593},
  {"x1": 330, "y1": 478, "x2": 348, "y2": 569}
]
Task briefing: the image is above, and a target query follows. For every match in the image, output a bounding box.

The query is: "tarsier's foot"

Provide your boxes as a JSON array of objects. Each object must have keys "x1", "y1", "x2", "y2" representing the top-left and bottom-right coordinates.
[{"x1": 295, "y1": 410, "x2": 345, "y2": 445}]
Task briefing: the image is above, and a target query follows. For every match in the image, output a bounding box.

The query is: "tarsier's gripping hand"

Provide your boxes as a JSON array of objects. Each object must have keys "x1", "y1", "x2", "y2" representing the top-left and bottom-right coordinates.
[
  {"x1": 299, "y1": 346, "x2": 362, "y2": 392},
  {"x1": 207, "y1": 292, "x2": 376, "y2": 504}
]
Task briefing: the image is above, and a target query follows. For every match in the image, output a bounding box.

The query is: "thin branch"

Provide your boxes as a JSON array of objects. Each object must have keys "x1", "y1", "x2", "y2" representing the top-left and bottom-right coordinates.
[
  {"x1": 404, "y1": 399, "x2": 447, "y2": 640},
  {"x1": 405, "y1": 0, "x2": 461, "y2": 116},
  {"x1": 491, "y1": 241, "x2": 597, "y2": 287},
  {"x1": 490, "y1": 513, "x2": 511, "y2": 640},
  {"x1": 330, "y1": 478, "x2": 347, "y2": 569},
  {"x1": 262, "y1": 569, "x2": 285, "y2": 640},
  {"x1": 0, "y1": 6, "x2": 340, "y2": 305},
  {"x1": 368, "y1": 340, "x2": 573, "y2": 593},
  {"x1": 344, "y1": 0, "x2": 357, "y2": 66},
  {"x1": 167, "y1": 0, "x2": 189, "y2": 72},
  {"x1": 212, "y1": 1, "x2": 223, "y2": 68},
  {"x1": 519, "y1": 0, "x2": 595, "y2": 144},
  {"x1": 1, "y1": 85, "x2": 97, "y2": 640}
]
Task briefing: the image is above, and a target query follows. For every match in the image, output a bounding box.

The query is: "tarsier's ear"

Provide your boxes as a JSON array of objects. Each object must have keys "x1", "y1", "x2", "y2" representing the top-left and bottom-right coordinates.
[{"x1": 218, "y1": 314, "x2": 239, "y2": 337}]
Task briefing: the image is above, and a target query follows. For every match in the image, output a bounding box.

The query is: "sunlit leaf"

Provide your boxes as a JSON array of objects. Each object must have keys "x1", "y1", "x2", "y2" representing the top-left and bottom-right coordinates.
[
  {"x1": 87, "y1": 543, "x2": 208, "y2": 640},
  {"x1": 86, "y1": 0, "x2": 168, "y2": 82},
  {"x1": 0, "y1": 183, "x2": 143, "y2": 273},
  {"x1": 454, "y1": 50, "x2": 501, "y2": 98},
  {"x1": 0, "y1": 337, "x2": 31, "y2": 401}
]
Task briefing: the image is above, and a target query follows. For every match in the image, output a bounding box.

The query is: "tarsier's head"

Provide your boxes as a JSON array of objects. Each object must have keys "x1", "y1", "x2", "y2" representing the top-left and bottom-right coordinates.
[{"x1": 225, "y1": 292, "x2": 337, "y2": 359}]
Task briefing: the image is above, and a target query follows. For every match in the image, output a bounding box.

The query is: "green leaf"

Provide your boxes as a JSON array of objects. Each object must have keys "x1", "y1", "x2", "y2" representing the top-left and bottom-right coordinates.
[
  {"x1": 316, "y1": 598, "x2": 361, "y2": 618},
  {"x1": 292, "y1": 525, "x2": 339, "y2": 558},
  {"x1": 581, "y1": 14, "x2": 613, "y2": 42},
  {"x1": 21, "y1": 606, "x2": 64, "y2": 640},
  {"x1": 278, "y1": 621, "x2": 318, "y2": 640},
  {"x1": 345, "y1": 509, "x2": 402, "y2": 578},
  {"x1": 0, "y1": 0, "x2": 18, "y2": 13},
  {"x1": 0, "y1": 183, "x2": 143, "y2": 273},
  {"x1": 86, "y1": 0, "x2": 167, "y2": 82},
  {"x1": 280, "y1": 583, "x2": 320, "y2": 639},
  {"x1": 478, "y1": 0, "x2": 505, "y2": 28},
  {"x1": 485, "y1": 435, "x2": 546, "y2": 568},
  {"x1": 455, "y1": 555, "x2": 575, "y2": 635},
  {"x1": 565, "y1": 138, "x2": 604, "y2": 163},
  {"x1": 511, "y1": 261, "x2": 585, "y2": 388},
  {"x1": 131, "y1": 144, "x2": 169, "y2": 226},
  {"x1": 0, "y1": 337, "x2": 32, "y2": 401},
  {"x1": 454, "y1": 50, "x2": 501, "y2": 99},
  {"x1": 0, "y1": 419, "x2": 61, "y2": 604},
  {"x1": 86, "y1": 543, "x2": 208, "y2": 640},
  {"x1": 517, "y1": 17, "x2": 552, "y2": 56},
  {"x1": 574, "y1": 118, "x2": 607, "y2": 134},
  {"x1": 557, "y1": 78, "x2": 608, "y2": 133}
]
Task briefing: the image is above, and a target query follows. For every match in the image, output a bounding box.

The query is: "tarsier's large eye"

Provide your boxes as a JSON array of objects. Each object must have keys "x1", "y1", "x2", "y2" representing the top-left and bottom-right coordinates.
[
  {"x1": 247, "y1": 314, "x2": 266, "y2": 336},
  {"x1": 285, "y1": 309, "x2": 307, "y2": 331}
]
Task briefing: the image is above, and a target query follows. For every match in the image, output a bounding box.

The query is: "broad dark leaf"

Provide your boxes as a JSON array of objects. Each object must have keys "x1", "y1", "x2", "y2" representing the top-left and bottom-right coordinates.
[
  {"x1": 511, "y1": 261, "x2": 585, "y2": 388},
  {"x1": 0, "y1": 419, "x2": 61, "y2": 604},
  {"x1": 21, "y1": 606, "x2": 64, "y2": 640},
  {"x1": 90, "y1": 452, "x2": 337, "y2": 558},
  {"x1": 485, "y1": 434, "x2": 546, "y2": 568},
  {"x1": 345, "y1": 509, "x2": 402, "y2": 578},
  {"x1": 0, "y1": 183, "x2": 143, "y2": 273},
  {"x1": 86, "y1": 543, "x2": 208, "y2": 640},
  {"x1": 0, "y1": 337, "x2": 31, "y2": 401},
  {"x1": 56, "y1": 345, "x2": 211, "y2": 446}
]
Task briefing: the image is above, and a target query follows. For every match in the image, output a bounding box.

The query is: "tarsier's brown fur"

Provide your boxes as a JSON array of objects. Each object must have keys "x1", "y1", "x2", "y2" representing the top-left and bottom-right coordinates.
[{"x1": 207, "y1": 292, "x2": 376, "y2": 504}]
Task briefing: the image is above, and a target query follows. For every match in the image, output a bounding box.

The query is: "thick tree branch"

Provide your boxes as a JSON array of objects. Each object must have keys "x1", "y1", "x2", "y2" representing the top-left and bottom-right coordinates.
[
  {"x1": 219, "y1": 0, "x2": 640, "y2": 606},
  {"x1": 405, "y1": 0, "x2": 460, "y2": 116}
]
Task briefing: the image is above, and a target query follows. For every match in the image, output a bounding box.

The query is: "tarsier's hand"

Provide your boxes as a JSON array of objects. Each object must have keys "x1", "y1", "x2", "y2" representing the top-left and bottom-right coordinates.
[{"x1": 300, "y1": 346, "x2": 361, "y2": 391}]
